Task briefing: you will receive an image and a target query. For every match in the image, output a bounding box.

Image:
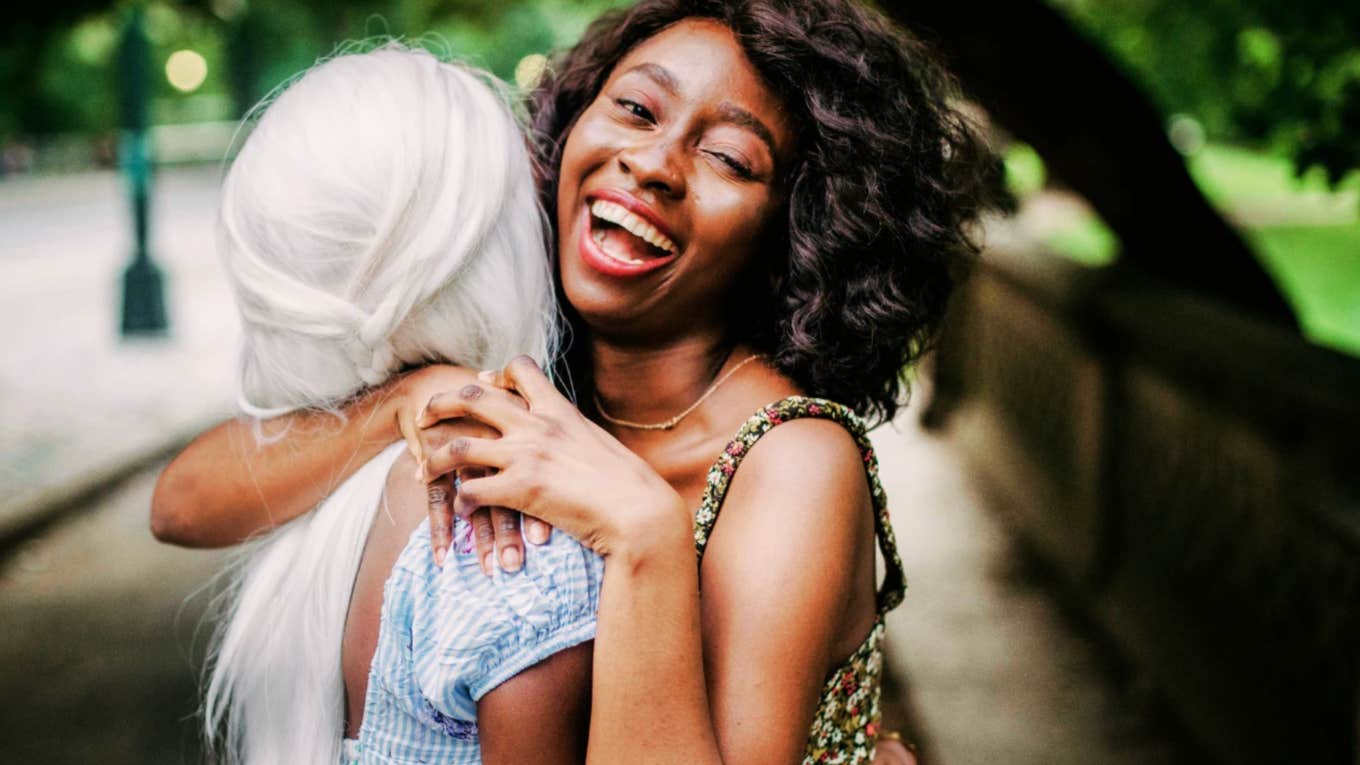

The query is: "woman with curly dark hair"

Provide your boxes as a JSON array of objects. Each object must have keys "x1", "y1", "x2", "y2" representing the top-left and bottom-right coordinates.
[{"x1": 153, "y1": 1, "x2": 990, "y2": 762}]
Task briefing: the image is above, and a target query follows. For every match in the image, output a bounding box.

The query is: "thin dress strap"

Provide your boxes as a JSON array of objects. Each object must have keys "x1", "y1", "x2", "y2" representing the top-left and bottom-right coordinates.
[{"x1": 693, "y1": 396, "x2": 907, "y2": 614}]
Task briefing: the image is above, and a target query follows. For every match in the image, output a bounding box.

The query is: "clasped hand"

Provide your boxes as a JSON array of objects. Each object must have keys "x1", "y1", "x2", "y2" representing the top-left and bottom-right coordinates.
[{"x1": 396, "y1": 356, "x2": 684, "y2": 572}]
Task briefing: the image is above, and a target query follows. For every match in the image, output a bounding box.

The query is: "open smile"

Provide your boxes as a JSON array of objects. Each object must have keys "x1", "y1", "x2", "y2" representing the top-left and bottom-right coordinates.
[{"x1": 578, "y1": 190, "x2": 681, "y2": 277}]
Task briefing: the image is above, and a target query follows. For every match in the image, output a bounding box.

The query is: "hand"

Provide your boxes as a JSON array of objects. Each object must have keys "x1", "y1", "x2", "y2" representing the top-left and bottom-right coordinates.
[
  {"x1": 453, "y1": 467, "x2": 553, "y2": 575},
  {"x1": 390, "y1": 364, "x2": 552, "y2": 569},
  {"x1": 414, "y1": 422, "x2": 518, "y2": 572},
  {"x1": 418, "y1": 356, "x2": 687, "y2": 558},
  {"x1": 390, "y1": 365, "x2": 481, "y2": 465}
]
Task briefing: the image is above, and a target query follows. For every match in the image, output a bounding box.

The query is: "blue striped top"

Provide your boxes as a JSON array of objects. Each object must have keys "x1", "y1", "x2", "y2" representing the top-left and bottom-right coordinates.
[{"x1": 345, "y1": 510, "x2": 603, "y2": 763}]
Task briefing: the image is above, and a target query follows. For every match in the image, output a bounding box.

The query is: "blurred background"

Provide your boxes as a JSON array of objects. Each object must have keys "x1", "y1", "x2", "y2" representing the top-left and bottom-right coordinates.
[{"x1": 0, "y1": 1, "x2": 1356, "y2": 763}]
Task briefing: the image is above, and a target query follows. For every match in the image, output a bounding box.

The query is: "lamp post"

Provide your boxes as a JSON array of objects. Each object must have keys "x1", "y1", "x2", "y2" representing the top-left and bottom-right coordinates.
[{"x1": 118, "y1": 5, "x2": 167, "y2": 337}]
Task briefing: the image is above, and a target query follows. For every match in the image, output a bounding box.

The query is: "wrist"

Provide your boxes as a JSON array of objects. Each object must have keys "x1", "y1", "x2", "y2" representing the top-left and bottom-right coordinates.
[
  {"x1": 609, "y1": 488, "x2": 692, "y2": 571},
  {"x1": 366, "y1": 373, "x2": 408, "y2": 443}
]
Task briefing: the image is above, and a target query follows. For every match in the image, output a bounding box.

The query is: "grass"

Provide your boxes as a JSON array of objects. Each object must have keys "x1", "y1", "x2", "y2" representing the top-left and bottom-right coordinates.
[
  {"x1": 1249, "y1": 223, "x2": 1360, "y2": 356},
  {"x1": 1188, "y1": 144, "x2": 1360, "y2": 205},
  {"x1": 1043, "y1": 215, "x2": 1119, "y2": 268},
  {"x1": 1006, "y1": 142, "x2": 1360, "y2": 356}
]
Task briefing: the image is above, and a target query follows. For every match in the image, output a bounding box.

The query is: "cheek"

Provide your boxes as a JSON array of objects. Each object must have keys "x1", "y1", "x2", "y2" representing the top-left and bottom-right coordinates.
[
  {"x1": 681, "y1": 195, "x2": 775, "y2": 297},
  {"x1": 556, "y1": 114, "x2": 616, "y2": 220},
  {"x1": 698, "y1": 185, "x2": 777, "y2": 256},
  {"x1": 561, "y1": 109, "x2": 618, "y2": 168}
]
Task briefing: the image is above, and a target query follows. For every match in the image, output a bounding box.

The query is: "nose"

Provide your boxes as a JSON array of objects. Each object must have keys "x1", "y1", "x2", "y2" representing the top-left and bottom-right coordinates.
[{"x1": 617, "y1": 136, "x2": 686, "y2": 199}]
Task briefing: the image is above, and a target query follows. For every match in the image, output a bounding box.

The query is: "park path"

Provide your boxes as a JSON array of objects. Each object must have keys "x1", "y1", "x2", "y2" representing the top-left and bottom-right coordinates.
[
  {"x1": 0, "y1": 463, "x2": 224, "y2": 763},
  {"x1": 0, "y1": 168, "x2": 1192, "y2": 763},
  {"x1": 0, "y1": 166, "x2": 237, "y2": 542},
  {"x1": 873, "y1": 394, "x2": 1192, "y2": 764}
]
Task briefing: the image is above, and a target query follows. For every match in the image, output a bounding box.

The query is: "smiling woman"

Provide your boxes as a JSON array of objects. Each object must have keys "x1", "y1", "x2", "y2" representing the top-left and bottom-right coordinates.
[
  {"x1": 535, "y1": 2, "x2": 992, "y2": 423},
  {"x1": 553, "y1": 18, "x2": 793, "y2": 349},
  {"x1": 151, "y1": 2, "x2": 993, "y2": 764}
]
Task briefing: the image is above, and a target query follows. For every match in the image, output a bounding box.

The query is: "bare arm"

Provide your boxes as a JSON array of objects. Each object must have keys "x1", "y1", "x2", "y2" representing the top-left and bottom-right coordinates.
[
  {"x1": 150, "y1": 365, "x2": 478, "y2": 547},
  {"x1": 695, "y1": 419, "x2": 877, "y2": 762},
  {"x1": 478, "y1": 643, "x2": 593, "y2": 765},
  {"x1": 423, "y1": 358, "x2": 878, "y2": 764},
  {"x1": 585, "y1": 422, "x2": 873, "y2": 764}
]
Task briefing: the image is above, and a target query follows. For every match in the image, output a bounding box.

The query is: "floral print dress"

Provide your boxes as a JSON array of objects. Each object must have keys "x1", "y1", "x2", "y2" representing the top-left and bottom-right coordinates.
[{"x1": 694, "y1": 396, "x2": 908, "y2": 765}]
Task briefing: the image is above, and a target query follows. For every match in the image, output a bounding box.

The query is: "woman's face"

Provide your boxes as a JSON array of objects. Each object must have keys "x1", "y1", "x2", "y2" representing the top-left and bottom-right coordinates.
[{"x1": 556, "y1": 18, "x2": 794, "y2": 342}]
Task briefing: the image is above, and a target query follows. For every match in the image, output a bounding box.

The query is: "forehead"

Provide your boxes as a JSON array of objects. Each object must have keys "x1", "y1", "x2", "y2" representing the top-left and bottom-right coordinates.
[{"x1": 611, "y1": 18, "x2": 792, "y2": 150}]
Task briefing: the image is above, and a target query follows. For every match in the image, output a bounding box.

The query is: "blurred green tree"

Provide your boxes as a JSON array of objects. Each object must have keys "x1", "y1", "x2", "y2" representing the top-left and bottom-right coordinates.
[
  {"x1": 884, "y1": 0, "x2": 1307, "y2": 326},
  {"x1": 9, "y1": 0, "x2": 1352, "y2": 330},
  {"x1": 2, "y1": 0, "x2": 627, "y2": 142},
  {"x1": 1054, "y1": 0, "x2": 1359, "y2": 185}
]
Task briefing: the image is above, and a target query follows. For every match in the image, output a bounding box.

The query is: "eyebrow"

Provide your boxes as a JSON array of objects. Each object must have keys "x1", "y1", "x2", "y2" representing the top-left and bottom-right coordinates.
[
  {"x1": 619, "y1": 62, "x2": 780, "y2": 160},
  {"x1": 620, "y1": 62, "x2": 681, "y2": 96},
  {"x1": 714, "y1": 102, "x2": 778, "y2": 160}
]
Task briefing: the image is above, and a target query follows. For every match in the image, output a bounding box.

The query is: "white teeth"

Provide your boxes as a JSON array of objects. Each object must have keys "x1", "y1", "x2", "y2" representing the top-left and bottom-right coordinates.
[
  {"x1": 592, "y1": 225, "x2": 643, "y2": 264},
  {"x1": 589, "y1": 200, "x2": 677, "y2": 254}
]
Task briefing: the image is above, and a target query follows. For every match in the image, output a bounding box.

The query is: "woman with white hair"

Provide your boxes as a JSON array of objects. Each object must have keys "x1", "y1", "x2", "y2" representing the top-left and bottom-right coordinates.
[{"x1": 201, "y1": 45, "x2": 599, "y2": 765}]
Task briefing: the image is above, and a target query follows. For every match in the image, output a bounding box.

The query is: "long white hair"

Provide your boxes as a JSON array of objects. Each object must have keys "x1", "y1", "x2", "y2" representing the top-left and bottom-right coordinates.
[{"x1": 203, "y1": 44, "x2": 557, "y2": 765}]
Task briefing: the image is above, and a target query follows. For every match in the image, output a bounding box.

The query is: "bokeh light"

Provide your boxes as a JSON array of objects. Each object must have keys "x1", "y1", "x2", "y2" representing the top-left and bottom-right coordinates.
[
  {"x1": 514, "y1": 53, "x2": 548, "y2": 90},
  {"x1": 165, "y1": 49, "x2": 208, "y2": 93},
  {"x1": 1167, "y1": 113, "x2": 1206, "y2": 156}
]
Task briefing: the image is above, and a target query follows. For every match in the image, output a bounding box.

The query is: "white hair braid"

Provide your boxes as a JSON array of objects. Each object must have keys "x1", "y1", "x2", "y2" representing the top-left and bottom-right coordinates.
[{"x1": 216, "y1": 43, "x2": 557, "y2": 418}]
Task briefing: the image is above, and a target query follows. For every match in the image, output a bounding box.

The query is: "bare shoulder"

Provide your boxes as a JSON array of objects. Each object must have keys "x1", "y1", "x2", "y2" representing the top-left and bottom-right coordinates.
[
  {"x1": 727, "y1": 415, "x2": 870, "y2": 518},
  {"x1": 697, "y1": 411, "x2": 879, "y2": 744}
]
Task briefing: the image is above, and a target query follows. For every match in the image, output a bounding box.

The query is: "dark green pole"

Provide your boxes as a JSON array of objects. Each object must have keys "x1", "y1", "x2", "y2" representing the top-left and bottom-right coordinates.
[{"x1": 118, "y1": 5, "x2": 168, "y2": 337}]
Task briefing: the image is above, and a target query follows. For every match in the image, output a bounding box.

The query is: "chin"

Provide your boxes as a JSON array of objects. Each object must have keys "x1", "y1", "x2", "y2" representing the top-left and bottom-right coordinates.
[{"x1": 561, "y1": 257, "x2": 643, "y2": 332}]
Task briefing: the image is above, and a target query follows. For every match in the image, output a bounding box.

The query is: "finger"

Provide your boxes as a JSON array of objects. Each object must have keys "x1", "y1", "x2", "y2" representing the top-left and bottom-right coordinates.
[
  {"x1": 427, "y1": 475, "x2": 454, "y2": 567},
  {"x1": 469, "y1": 507, "x2": 497, "y2": 576},
  {"x1": 523, "y1": 515, "x2": 553, "y2": 545},
  {"x1": 453, "y1": 471, "x2": 522, "y2": 520},
  {"x1": 419, "y1": 384, "x2": 528, "y2": 431},
  {"x1": 422, "y1": 435, "x2": 513, "y2": 483},
  {"x1": 398, "y1": 406, "x2": 425, "y2": 466},
  {"x1": 416, "y1": 421, "x2": 491, "y2": 480},
  {"x1": 499, "y1": 356, "x2": 562, "y2": 411},
  {"x1": 414, "y1": 421, "x2": 457, "y2": 480},
  {"x1": 490, "y1": 507, "x2": 523, "y2": 572}
]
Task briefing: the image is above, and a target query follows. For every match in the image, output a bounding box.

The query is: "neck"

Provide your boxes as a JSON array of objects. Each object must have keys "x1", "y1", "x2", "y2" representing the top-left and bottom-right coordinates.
[{"x1": 590, "y1": 329, "x2": 734, "y2": 427}]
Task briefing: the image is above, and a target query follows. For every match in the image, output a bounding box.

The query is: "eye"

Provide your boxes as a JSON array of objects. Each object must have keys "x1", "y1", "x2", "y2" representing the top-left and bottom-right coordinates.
[
  {"x1": 615, "y1": 98, "x2": 655, "y2": 124},
  {"x1": 706, "y1": 150, "x2": 754, "y2": 180}
]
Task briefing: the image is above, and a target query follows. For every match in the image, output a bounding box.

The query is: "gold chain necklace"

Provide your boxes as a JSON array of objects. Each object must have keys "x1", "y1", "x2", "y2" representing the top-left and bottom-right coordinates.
[{"x1": 593, "y1": 354, "x2": 762, "y2": 431}]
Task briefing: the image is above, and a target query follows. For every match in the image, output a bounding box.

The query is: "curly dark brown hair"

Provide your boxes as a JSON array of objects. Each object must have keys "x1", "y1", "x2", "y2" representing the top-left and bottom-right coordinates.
[{"x1": 532, "y1": 0, "x2": 995, "y2": 426}]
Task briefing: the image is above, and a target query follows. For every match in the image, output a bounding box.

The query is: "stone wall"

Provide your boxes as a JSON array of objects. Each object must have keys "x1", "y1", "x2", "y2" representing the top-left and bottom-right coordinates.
[{"x1": 928, "y1": 246, "x2": 1360, "y2": 764}]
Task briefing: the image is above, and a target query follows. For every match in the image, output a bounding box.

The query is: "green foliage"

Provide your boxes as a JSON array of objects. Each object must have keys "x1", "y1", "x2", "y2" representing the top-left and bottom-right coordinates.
[
  {"x1": 1003, "y1": 142, "x2": 1046, "y2": 199},
  {"x1": 1044, "y1": 213, "x2": 1118, "y2": 267},
  {"x1": 1035, "y1": 140, "x2": 1360, "y2": 354},
  {"x1": 35, "y1": 16, "x2": 120, "y2": 134},
  {"x1": 2, "y1": 0, "x2": 631, "y2": 140},
  {"x1": 1052, "y1": 0, "x2": 1360, "y2": 186},
  {"x1": 1188, "y1": 143, "x2": 1360, "y2": 208}
]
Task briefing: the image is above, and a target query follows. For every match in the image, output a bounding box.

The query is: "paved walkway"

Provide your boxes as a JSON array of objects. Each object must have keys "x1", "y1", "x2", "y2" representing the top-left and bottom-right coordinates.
[
  {"x1": 0, "y1": 166, "x2": 237, "y2": 542},
  {"x1": 0, "y1": 462, "x2": 224, "y2": 763},
  {"x1": 872, "y1": 396, "x2": 1191, "y2": 763}
]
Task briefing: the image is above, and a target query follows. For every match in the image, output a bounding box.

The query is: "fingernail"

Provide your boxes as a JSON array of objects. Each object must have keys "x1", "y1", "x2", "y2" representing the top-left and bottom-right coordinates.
[
  {"x1": 482, "y1": 552, "x2": 496, "y2": 576},
  {"x1": 434, "y1": 547, "x2": 446, "y2": 568},
  {"x1": 501, "y1": 546, "x2": 522, "y2": 572},
  {"x1": 528, "y1": 521, "x2": 550, "y2": 545},
  {"x1": 478, "y1": 370, "x2": 496, "y2": 383}
]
